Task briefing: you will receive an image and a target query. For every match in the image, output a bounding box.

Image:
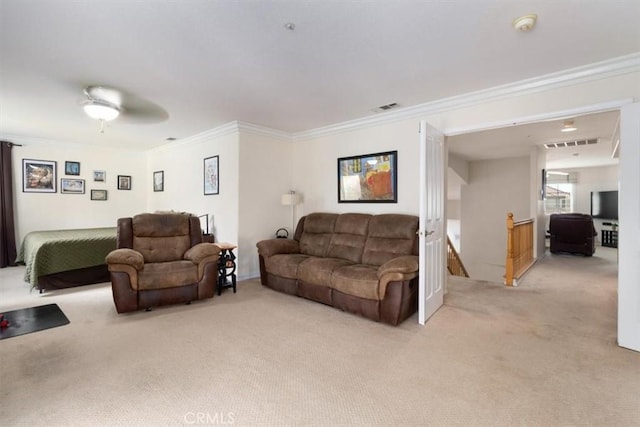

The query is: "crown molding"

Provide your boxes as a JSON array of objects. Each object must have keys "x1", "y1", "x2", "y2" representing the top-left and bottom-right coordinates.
[
  {"x1": 236, "y1": 121, "x2": 293, "y2": 141},
  {"x1": 150, "y1": 121, "x2": 241, "y2": 152},
  {"x1": 151, "y1": 121, "x2": 292, "y2": 152},
  {"x1": 293, "y1": 52, "x2": 640, "y2": 141}
]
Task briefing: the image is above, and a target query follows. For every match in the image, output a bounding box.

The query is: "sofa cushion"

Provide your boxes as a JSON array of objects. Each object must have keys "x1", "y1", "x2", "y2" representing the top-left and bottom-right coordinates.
[
  {"x1": 362, "y1": 214, "x2": 419, "y2": 266},
  {"x1": 299, "y1": 213, "x2": 338, "y2": 257},
  {"x1": 298, "y1": 257, "x2": 352, "y2": 287},
  {"x1": 138, "y1": 260, "x2": 198, "y2": 290},
  {"x1": 331, "y1": 264, "x2": 380, "y2": 300},
  {"x1": 327, "y1": 213, "x2": 371, "y2": 263},
  {"x1": 266, "y1": 254, "x2": 310, "y2": 279}
]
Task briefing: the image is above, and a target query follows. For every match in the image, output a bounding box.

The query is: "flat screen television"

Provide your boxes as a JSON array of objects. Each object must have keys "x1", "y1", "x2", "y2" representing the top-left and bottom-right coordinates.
[{"x1": 590, "y1": 190, "x2": 618, "y2": 220}]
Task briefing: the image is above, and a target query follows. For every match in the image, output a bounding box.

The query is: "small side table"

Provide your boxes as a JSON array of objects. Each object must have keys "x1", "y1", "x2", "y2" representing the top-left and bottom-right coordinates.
[{"x1": 216, "y1": 243, "x2": 237, "y2": 295}]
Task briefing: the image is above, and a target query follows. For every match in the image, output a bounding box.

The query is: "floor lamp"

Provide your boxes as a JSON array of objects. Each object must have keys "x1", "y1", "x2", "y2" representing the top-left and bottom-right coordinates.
[{"x1": 281, "y1": 190, "x2": 302, "y2": 236}]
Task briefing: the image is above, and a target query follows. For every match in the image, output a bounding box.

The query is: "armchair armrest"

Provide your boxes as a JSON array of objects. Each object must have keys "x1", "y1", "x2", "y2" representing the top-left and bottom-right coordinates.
[
  {"x1": 105, "y1": 248, "x2": 144, "y2": 270},
  {"x1": 185, "y1": 243, "x2": 221, "y2": 264},
  {"x1": 256, "y1": 239, "x2": 300, "y2": 257}
]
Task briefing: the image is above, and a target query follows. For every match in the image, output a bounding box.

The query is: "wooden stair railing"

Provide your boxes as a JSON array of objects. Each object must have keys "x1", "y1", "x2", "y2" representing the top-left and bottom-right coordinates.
[
  {"x1": 505, "y1": 212, "x2": 535, "y2": 286},
  {"x1": 447, "y1": 237, "x2": 469, "y2": 278}
]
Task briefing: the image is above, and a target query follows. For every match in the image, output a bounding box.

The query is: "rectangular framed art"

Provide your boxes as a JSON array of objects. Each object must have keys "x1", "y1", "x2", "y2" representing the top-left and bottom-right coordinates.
[
  {"x1": 153, "y1": 171, "x2": 164, "y2": 192},
  {"x1": 65, "y1": 161, "x2": 80, "y2": 176},
  {"x1": 204, "y1": 155, "x2": 219, "y2": 195},
  {"x1": 91, "y1": 189, "x2": 108, "y2": 201},
  {"x1": 23, "y1": 159, "x2": 57, "y2": 193},
  {"x1": 337, "y1": 150, "x2": 397, "y2": 203},
  {"x1": 93, "y1": 170, "x2": 106, "y2": 182},
  {"x1": 60, "y1": 178, "x2": 85, "y2": 194},
  {"x1": 117, "y1": 175, "x2": 132, "y2": 190}
]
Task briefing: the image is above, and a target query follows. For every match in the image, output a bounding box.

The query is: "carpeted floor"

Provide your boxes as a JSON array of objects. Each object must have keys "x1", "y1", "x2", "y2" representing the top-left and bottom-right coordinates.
[{"x1": 1, "y1": 247, "x2": 638, "y2": 426}]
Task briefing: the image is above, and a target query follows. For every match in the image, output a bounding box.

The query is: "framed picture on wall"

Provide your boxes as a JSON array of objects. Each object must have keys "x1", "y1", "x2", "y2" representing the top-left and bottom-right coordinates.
[
  {"x1": 337, "y1": 150, "x2": 397, "y2": 203},
  {"x1": 117, "y1": 175, "x2": 132, "y2": 190},
  {"x1": 153, "y1": 171, "x2": 164, "y2": 192},
  {"x1": 22, "y1": 159, "x2": 57, "y2": 193},
  {"x1": 61, "y1": 178, "x2": 85, "y2": 194},
  {"x1": 204, "y1": 155, "x2": 219, "y2": 195},
  {"x1": 65, "y1": 161, "x2": 80, "y2": 176},
  {"x1": 90, "y1": 189, "x2": 108, "y2": 201},
  {"x1": 93, "y1": 170, "x2": 106, "y2": 182}
]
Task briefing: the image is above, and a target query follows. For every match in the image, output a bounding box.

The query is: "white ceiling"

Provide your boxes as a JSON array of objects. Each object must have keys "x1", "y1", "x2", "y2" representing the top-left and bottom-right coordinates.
[
  {"x1": 448, "y1": 110, "x2": 621, "y2": 169},
  {"x1": 1, "y1": 1, "x2": 639, "y2": 152}
]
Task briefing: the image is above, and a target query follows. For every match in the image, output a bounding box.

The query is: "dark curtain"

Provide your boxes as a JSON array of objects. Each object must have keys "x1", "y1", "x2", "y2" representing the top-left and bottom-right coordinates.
[{"x1": 0, "y1": 141, "x2": 17, "y2": 267}]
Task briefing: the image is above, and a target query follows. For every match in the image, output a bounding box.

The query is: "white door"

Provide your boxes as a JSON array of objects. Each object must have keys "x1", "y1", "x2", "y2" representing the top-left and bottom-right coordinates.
[
  {"x1": 618, "y1": 102, "x2": 640, "y2": 352},
  {"x1": 418, "y1": 120, "x2": 446, "y2": 325}
]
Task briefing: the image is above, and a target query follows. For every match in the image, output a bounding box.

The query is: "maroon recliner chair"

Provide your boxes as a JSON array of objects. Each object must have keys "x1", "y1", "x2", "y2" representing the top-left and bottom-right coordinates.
[{"x1": 549, "y1": 213, "x2": 597, "y2": 256}]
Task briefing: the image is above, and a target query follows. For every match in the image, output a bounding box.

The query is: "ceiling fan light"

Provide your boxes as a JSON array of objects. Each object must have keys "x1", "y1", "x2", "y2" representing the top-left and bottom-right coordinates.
[{"x1": 83, "y1": 101, "x2": 120, "y2": 121}]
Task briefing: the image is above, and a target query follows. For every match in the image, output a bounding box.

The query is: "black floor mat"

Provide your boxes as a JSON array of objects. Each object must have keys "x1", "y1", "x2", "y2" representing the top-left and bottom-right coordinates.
[{"x1": 0, "y1": 304, "x2": 70, "y2": 340}]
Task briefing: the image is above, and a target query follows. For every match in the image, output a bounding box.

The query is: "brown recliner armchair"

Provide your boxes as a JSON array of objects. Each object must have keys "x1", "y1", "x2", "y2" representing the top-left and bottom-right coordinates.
[
  {"x1": 549, "y1": 213, "x2": 597, "y2": 256},
  {"x1": 106, "y1": 213, "x2": 220, "y2": 313}
]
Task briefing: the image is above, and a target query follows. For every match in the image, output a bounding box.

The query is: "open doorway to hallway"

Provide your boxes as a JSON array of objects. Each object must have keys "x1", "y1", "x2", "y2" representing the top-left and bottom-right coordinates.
[{"x1": 445, "y1": 109, "x2": 620, "y2": 284}]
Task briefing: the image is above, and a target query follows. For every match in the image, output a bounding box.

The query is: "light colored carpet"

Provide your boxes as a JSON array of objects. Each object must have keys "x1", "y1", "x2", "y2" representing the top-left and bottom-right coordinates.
[{"x1": 1, "y1": 247, "x2": 638, "y2": 426}]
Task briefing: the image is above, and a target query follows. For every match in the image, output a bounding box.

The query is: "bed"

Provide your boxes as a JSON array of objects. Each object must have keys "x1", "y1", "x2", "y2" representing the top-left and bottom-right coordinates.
[{"x1": 16, "y1": 227, "x2": 117, "y2": 292}]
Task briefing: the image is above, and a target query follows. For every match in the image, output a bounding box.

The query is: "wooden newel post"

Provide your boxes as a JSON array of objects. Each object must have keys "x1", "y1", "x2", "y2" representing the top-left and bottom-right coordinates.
[{"x1": 505, "y1": 212, "x2": 515, "y2": 286}]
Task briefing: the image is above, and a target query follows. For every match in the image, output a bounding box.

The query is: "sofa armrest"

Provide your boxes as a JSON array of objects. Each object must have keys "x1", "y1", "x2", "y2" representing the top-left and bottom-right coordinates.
[
  {"x1": 377, "y1": 255, "x2": 419, "y2": 278},
  {"x1": 185, "y1": 243, "x2": 221, "y2": 264},
  {"x1": 377, "y1": 255, "x2": 419, "y2": 299},
  {"x1": 106, "y1": 248, "x2": 144, "y2": 270},
  {"x1": 256, "y1": 239, "x2": 300, "y2": 257}
]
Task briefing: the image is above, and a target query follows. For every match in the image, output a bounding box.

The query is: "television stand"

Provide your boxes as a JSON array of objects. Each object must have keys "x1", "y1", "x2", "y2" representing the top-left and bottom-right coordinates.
[{"x1": 601, "y1": 229, "x2": 618, "y2": 248}]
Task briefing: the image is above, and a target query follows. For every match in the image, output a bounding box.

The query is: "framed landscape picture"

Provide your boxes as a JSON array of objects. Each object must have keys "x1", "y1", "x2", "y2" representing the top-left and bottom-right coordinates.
[
  {"x1": 204, "y1": 155, "x2": 219, "y2": 195},
  {"x1": 23, "y1": 159, "x2": 57, "y2": 193},
  {"x1": 91, "y1": 189, "x2": 108, "y2": 200},
  {"x1": 337, "y1": 150, "x2": 397, "y2": 203},
  {"x1": 93, "y1": 170, "x2": 106, "y2": 182},
  {"x1": 60, "y1": 178, "x2": 85, "y2": 194}
]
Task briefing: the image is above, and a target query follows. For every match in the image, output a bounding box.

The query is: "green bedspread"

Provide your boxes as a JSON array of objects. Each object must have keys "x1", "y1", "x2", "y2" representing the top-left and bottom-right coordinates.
[{"x1": 16, "y1": 227, "x2": 117, "y2": 287}]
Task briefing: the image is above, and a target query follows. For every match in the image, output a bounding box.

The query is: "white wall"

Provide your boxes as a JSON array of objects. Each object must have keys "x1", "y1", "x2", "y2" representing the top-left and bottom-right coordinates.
[
  {"x1": 11, "y1": 140, "x2": 147, "y2": 245},
  {"x1": 460, "y1": 156, "x2": 531, "y2": 282},
  {"x1": 146, "y1": 126, "x2": 294, "y2": 280},
  {"x1": 238, "y1": 130, "x2": 293, "y2": 278},
  {"x1": 534, "y1": 147, "x2": 547, "y2": 259},
  {"x1": 292, "y1": 120, "x2": 420, "y2": 217},
  {"x1": 147, "y1": 128, "x2": 240, "y2": 257}
]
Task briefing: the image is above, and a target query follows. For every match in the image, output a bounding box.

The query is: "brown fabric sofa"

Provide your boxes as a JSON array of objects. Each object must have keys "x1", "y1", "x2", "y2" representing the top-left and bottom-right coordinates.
[
  {"x1": 256, "y1": 213, "x2": 419, "y2": 325},
  {"x1": 549, "y1": 213, "x2": 597, "y2": 256},
  {"x1": 106, "y1": 213, "x2": 221, "y2": 313}
]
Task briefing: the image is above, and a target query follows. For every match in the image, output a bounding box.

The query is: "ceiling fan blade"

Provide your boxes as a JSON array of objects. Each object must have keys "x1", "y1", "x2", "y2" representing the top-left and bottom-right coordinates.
[{"x1": 118, "y1": 96, "x2": 169, "y2": 124}]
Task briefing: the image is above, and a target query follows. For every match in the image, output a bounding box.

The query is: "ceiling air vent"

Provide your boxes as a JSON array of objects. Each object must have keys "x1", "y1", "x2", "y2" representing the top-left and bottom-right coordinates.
[
  {"x1": 544, "y1": 138, "x2": 598, "y2": 149},
  {"x1": 372, "y1": 102, "x2": 400, "y2": 113}
]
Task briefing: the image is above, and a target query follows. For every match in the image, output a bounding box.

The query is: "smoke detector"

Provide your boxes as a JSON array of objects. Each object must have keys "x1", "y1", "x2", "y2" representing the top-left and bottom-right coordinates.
[{"x1": 513, "y1": 14, "x2": 537, "y2": 32}]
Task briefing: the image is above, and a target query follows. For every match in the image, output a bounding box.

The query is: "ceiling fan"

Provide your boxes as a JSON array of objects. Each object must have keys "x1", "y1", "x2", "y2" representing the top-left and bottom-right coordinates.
[{"x1": 81, "y1": 85, "x2": 169, "y2": 132}]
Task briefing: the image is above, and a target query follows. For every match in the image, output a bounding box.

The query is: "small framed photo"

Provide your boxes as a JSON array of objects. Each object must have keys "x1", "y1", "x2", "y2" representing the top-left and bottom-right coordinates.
[
  {"x1": 23, "y1": 159, "x2": 57, "y2": 193},
  {"x1": 65, "y1": 161, "x2": 80, "y2": 176},
  {"x1": 117, "y1": 175, "x2": 132, "y2": 190},
  {"x1": 91, "y1": 189, "x2": 108, "y2": 201},
  {"x1": 93, "y1": 170, "x2": 106, "y2": 182},
  {"x1": 61, "y1": 178, "x2": 85, "y2": 194},
  {"x1": 204, "y1": 155, "x2": 219, "y2": 195},
  {"x1": 338, "y1": 150, "x2": 397, "y2": 203},
  {"x1": 153, "y1": 171, "x2": 164, "y2": 192}
]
